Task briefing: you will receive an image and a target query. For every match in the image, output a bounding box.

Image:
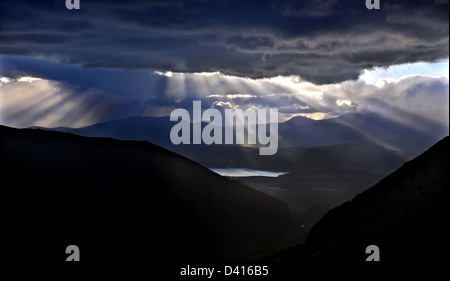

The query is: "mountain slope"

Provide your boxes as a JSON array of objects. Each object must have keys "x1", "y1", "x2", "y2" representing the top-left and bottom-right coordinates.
[
  {"x1": 272, "y1": 136, "x2": 449, "y2": 273},
  {"x1": 54, "y1": 116, "x2": 173, "y2": 147},
  {"x1": 1, "y1": 125, "x2": 298, "y2": 264}
]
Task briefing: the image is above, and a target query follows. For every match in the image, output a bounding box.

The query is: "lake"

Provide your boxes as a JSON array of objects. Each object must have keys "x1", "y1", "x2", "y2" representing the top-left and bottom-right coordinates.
[{"x1": 209, "y1": 168, "x2": 288, "y2": 178}]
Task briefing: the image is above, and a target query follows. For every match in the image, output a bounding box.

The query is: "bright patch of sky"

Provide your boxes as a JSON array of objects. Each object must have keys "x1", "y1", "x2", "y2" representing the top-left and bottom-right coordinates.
[{"x1": 360, "y1": 60, "x2": 449, "y2": 86}]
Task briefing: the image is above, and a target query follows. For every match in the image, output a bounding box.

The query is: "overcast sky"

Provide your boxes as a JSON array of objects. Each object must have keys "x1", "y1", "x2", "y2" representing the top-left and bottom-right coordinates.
[{"x1": 0, "y1": 0, "x2": 448, "y2": 130}]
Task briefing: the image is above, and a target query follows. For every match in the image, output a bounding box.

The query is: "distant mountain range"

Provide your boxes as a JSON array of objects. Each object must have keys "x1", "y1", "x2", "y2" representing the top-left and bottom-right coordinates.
[
  {"x1": 270, "y1": 136, "x2": 449, "y2": 275},
  {"x1": 51, "y1": 112, "x2": 448, "y2": 155},
  {"x1": 279, "y1": 112, "x2": 447, "y2": 153},
  {"x1": 1, "y1": 125, "x2": 298, "y2": 264}
]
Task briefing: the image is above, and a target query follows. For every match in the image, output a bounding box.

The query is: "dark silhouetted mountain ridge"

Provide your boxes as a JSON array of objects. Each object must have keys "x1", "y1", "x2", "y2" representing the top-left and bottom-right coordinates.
[
  {"x1": 270, "y1": 136, "x2": 449, "y2": 275},
  {"x1": 1, "y1": 125, "x2": 298, "y2": 265}
]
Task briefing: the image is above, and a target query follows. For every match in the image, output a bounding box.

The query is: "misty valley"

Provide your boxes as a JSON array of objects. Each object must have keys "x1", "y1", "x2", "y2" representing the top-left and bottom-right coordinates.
[
  {"x1": 1, "y1": 107, "x2": 448, "y2": 277},
  {"x1": 58, "y1": 111, "x2": 444, "y2": 235}
]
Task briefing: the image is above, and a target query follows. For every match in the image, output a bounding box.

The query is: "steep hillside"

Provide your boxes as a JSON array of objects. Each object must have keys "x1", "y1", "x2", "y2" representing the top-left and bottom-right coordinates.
[
  {"x1": 271, "y1": 136, "x2": 449, "y2": 275},
  {"x1": 1, "y1": 125, "x2": 298, "y2": 264}
]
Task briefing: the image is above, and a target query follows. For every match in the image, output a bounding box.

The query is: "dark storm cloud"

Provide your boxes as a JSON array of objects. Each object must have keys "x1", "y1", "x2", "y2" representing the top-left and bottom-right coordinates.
[{"x1": 0, "y1": 0, "x2": 448, "y2": 83}]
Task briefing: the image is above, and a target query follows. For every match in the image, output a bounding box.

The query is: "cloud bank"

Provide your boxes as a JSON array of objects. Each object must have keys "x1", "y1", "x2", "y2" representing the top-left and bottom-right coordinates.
[
  {"x1": 1, "y1": 57, "x2": 448, "y2": 131},
  {"x1": 0, "y1": 0, "x2": 448, "y2": 84}
]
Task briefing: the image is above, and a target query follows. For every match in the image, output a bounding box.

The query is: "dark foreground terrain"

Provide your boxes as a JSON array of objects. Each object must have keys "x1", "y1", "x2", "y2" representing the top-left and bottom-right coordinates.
[
  {"x1": 269, "y1": 136, "x2": 449, "y2": 277},
  {"x1": 1, "y1": 125, "x2": 298, "y2": 268},
  {"x1": 2, "y1": 125, "x2": 448, "y2": 278}
]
